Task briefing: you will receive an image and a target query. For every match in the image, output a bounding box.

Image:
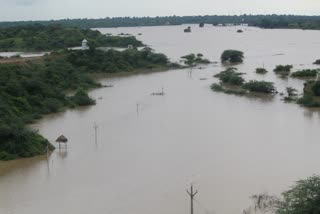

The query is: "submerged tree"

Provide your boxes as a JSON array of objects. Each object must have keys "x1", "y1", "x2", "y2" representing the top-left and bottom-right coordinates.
[
  {"x1": 313, "y1": 59, "x2": 320, "y2": 65},
  {"x1": 274, "y1": 65, "x2": 293, "y2": 77},
  {"x1": 221, "y1": 50, "x2": 244, "y2": 63},
  {"x1": 256, "y1": 68, "x2": 268, "y2": 74},
  {"x1": 181, "y1": 53, "x2": 210, "y2": 67},
  {"x1": 214, "y1": 67, "x2": 245, "y2": 86}
]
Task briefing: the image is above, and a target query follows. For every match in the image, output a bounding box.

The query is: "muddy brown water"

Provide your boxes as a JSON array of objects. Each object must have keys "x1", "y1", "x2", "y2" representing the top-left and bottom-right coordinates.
[{"x1": 1, "y1": 25, "x2": 320, "y2": 214}]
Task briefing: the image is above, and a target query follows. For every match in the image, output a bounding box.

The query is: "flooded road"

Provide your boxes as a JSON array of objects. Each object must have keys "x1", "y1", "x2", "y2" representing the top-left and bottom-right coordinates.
[{"x1": 1, "y1": 25, "x2": 320, "y2": 214}]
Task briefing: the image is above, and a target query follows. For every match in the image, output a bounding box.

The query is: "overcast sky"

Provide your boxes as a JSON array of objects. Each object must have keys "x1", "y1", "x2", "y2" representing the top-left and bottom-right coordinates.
[{"x1": 0, "y1": 0, "x2": 319, "y2": 21}]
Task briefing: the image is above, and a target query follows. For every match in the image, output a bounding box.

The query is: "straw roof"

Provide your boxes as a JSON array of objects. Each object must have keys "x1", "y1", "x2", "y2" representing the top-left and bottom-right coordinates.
[{"x1": 56, "y1": 135, "x2": 68, "y2": 143}]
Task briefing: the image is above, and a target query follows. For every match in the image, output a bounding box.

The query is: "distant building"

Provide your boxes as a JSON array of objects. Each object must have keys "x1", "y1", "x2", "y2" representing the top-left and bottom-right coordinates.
[
  {"x1": 82, "y1": 39, "x2": 89, "y2": 50},
  {"x1": 128, "y1": 45, "x2": 134, "y2": 49}
]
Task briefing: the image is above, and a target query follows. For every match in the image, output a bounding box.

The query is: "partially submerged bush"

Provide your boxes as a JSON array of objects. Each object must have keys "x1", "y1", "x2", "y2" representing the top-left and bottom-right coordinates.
[
  {"x1": 210, "y1": 83, "x2": 246, "y2": 95},
  {"x1": 313, "y1": 59, "x2": 320, "y2": 65},
  {"x1": 297, "y1": 80, "x2": 320, "y2": 107},
  {"x1": 256, "y1": 68, "x2": 268, "y2": 74},
  {"x1": 214, "y1": 67, "x2": 245, "y2": 86},
  {"x1": 291, "y1": 69, "x2": 319, "y2": 78},
  {"x1": 243, "y1": 80, "x2": 276, "y2": 94},
  {"x1": 311, "y1": 80, "x2": 320, "y2": 96},
  {"x1": 297, "y1": 94, "x2": 320, "y2": 107},
  {"x1": 274, "y1": 65, "x2": 293, "y2": 77},
  {"x1": 210, "y1": 83, "x2": 223, "y2": 92},
  {"x1": 221, "y1": 50, "x2": 244, "y2": 63}
]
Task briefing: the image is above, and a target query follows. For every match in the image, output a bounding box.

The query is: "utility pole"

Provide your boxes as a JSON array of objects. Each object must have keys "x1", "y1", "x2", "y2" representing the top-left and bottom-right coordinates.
[
  {"x1": 94, "y1": 122, "x2": 98, "y2": 144},
  {"x1": 137, "y1": 103, "x2": 140, "y2": 116},
  {"x1": 187, "y1": 184, "x2": 198, "y2": 214}
]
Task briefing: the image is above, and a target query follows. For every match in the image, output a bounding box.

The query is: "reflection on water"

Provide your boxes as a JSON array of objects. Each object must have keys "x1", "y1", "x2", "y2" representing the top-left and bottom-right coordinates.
[
  {"x1": 1, "y1": 25, "x2": 320, "y2": 214},
  {"x1": 58, "y1": 148, "x2": 68, "y2": 159}
]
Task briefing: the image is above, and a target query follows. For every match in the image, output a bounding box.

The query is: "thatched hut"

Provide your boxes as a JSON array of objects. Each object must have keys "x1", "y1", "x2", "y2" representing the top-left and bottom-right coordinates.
[{"x1": 56, "y1": 135, "x2": 68, "y2": 148}]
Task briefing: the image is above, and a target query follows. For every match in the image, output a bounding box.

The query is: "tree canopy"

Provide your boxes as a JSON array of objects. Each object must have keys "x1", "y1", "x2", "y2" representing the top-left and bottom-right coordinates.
[
  {"x1": 221, "y1": 50, "x2": 244, "y2": 63},
  {"x1": 0, "y1": 24, "x2": 143, "y2": 51}
]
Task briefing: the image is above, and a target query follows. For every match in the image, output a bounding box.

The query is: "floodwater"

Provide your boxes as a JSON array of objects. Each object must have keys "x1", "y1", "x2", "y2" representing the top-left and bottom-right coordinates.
[{"x1": 1, "y1": 25, "x2": 320, "y2": 214}]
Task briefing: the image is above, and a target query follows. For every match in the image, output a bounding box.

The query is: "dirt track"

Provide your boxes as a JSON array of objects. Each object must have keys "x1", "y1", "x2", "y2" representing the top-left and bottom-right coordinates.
[{"x1": 0, "y1": 56, "x2": 43, "y2": 64}]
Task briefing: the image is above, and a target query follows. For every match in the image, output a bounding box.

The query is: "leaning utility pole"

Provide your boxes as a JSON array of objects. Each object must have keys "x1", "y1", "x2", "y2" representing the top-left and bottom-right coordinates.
[{"x1": 187, "y1": 184, "x2": 198, "y2": 214}]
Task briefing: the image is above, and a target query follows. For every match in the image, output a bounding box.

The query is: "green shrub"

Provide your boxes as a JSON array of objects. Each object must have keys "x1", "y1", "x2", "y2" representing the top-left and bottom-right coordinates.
[
  {"x1": 297, "y1": 95, "x2": 320, "y2": 107},
  {"x1": 311, "y1": 81, "x2": 320, "y2": 96},
  {"x1": 291, "y1": 69, "x2": 319, "y2": 78},
  {"x1": 210, "y1": 83, "x2": 224, "y2": 92},
  {"x1": 256, "y1": 68, "x2": 268, "y2": 74},
  {"x1": 243, "y1": 80, "x2": 276, "y2": 93},
  {"x1": 214, "y1": 67, "x2": 245, "y2": 85},
  {"x1": 274, "y1": 65, "x2": 293, "y2": 77}
]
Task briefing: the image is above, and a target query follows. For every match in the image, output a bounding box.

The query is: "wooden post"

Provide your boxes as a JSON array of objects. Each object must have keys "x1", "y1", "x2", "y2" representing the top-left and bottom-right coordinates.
[{"x1": 187, "y1": 184, "x2": 198, "y2": 214}]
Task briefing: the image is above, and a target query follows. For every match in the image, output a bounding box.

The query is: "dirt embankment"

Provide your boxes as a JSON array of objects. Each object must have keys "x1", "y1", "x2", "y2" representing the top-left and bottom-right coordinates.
[{"x1": 0, "y1": 56, "x2": 43, "y2": 65}]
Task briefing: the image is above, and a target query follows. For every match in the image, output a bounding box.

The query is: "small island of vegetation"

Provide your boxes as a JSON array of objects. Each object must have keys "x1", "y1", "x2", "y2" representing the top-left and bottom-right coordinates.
[
  {"x1": 211, "y1": 67, "x2": 276, "y2": 96},
  {"x1": 273, "y1": 64, "x2": 293, "y2": 77},
  {"x1": 255, "y1": 67, "x2": 268, "y2": 74},
  {"x1": 291, "y1": 69, "x2": 319, "y2": 78}
]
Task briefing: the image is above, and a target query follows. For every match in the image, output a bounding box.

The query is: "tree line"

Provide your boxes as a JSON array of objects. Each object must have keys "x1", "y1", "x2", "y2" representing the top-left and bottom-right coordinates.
[{"x1": 1, "y1": 15, "x2": 320, "y2": 30}]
